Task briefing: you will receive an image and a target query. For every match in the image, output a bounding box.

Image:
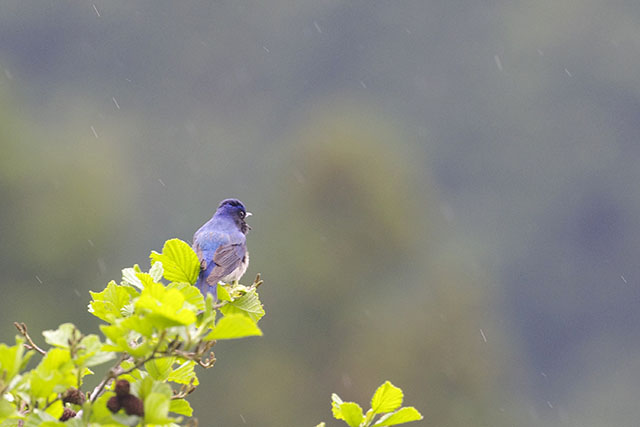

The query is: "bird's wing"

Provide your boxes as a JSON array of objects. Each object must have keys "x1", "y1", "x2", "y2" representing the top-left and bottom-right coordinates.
[
  {"x1": 206, "y1": 242, "x2": 247, "y2": 285},
  {"x1": 193, "y1": 230, "x2": 230, "y2": 271}
]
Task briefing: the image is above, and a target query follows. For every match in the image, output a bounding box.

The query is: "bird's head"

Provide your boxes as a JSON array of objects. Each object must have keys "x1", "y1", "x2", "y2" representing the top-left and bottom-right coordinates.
[{"x1": 216, "y1": 198, "x2": 252, "y2": 233}]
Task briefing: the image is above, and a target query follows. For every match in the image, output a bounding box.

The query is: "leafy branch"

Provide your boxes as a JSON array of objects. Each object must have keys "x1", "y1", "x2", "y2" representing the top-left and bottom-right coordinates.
[
  {"x1": 319, "y1": 381, "x2": 423, "y2": 427},
  {"x1": 0, "y1": 238, "x2": 424, "y2": 426},
  {"x1": 0, "y1": 238, "x2": 265, "y2": 425},
  {"x1": 13, "y1": 322, "x2": 46, "y2": 355}
]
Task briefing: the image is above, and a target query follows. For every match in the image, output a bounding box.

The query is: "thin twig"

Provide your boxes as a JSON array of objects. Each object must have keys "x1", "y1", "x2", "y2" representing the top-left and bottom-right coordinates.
[
  {"x1": 253, "y1": 273, "x2": 263, "y2": 288},
  {"x1": 211, "y1": 301, "x2": 228, "y2": 310},
  {"x1": 89, "y1": 353, "x2": 127, "y2": 403},
  {"x1": 89, "y1": 331, "x2": 167, "y2": 403},
  {"x1": 13, "y1": 322, "x2": 46, "y2": 355},
  {"x1": 43, "y1": 396, "x2": 61, "y2": 410},
  {"x1": 197, "y1": 352, "x2": 216, "y2": 368},
  {"x1": 171, "y1": 379, "x2": 197, "y2": 400}
]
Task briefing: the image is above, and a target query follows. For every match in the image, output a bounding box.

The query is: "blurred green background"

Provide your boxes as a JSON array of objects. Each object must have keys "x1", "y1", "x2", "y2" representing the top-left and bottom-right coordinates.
[{"x1": 2, "y1": 1, "x2": 640, "y2": 426}]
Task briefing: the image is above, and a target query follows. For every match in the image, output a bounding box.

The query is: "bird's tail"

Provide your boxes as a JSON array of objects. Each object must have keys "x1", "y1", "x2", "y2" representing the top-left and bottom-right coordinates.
[{"x1": 196, "y1": 272, "x2": 218, "y2": 301}]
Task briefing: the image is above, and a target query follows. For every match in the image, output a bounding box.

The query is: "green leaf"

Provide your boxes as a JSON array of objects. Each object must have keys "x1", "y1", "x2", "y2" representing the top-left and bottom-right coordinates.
[
  {"x1": 338, "y1": 402, "x2": 364, "y2": 427},
  {"x1": 150, "y1": 239, "x2": 200, "y2": 285},
  {"x1": 134, "y1": 376, "x2": 173, "y2": 401},
  {"x1": 136, "y1": 273, "x2": 157, "y2": 289},
  {"x1": 87, "y1": 392, "x2": 118, "y2": 424},
  {"x1": 331, "y1": 394, "x2": 365, "y2": 427},
  {"x1": 331, "y1": 393, "x2": 344, "y2": 420},
  {"x1": 207, "y1": 314, "x2": 263, "y2": 340},
  {"x1": 117, "y1": 360, "x2": 143, "y2": 384},
  {"x1": 42, "y1": 323, "x2": 76, "y2": 348},
  {"x1": 363, "y1": 408, "x2": 375, "y2": 425},
  {"x1": 99, "y1": 323, "x2": 130, "y2": 353},
  {"x1": 217, "y1": 284, "x2": 232, "y2": 302},
  {"x1": 149, "y1": 261, "x2": 164, "y2": 282},
  {"x1": 44, "y1": 399, "x2": 63, "y2": 420},
  {"x1": 120, "y1": 314, "x2": 154, "y2": 338},
  {"x1": 197, "y1": 293, "x2": 217, "y2": 329},
  {"x1": 168, "y1": 361, "x2": 199, "y2": 386},
  {"x1": 42, "y1": 327, "x2": 113, "y2": 369},
  {"x1": 145, "y1": 357, "x2": 175, "y2": 381},
  {"x1": 169, "y1": 398, "x2": 193, "y2": 416},
  {"x1": 135, "y1": 281, "x2": 197, "y2": 327},
  {"x1": 373, "y1": 407, "x2": 423, "y2": 426},
  {"x1": 167, "y1": 282, "x2": 205, "y2": 312},
  {"x1": 29, "y1": 348, "x2": 76, "y2": 398},
  {"x1": 62, "y1": 419, "x2": 84, "y2": 427},
  {"x1": 74, "y1": 334, "x2": 116, "y2": 367},
  {"x1": 121, "y1": 265, "x2": 144, "y2": 289},
  {"x1": 0, "y1": 337, "x2": 33, "y2": 384},
  {"x1": 371, "y1": 381, "x2": 403, "y2": 414},
  {"x1": 100, "y1": 323, "x2": 152, "y2": 357},
  {"x1": 23, "y1": 410, "x2": 61, "y2": 427},
  {"x1": 220, "y1": 291, "x2": 265, "y2": 323},
  {"x1": 205, "y1": 293, "x2": 214, "y2": 313},
  {"x1": 32, "y1": 422, "x2": 66, "y2": 427},
  {"x1": 88, "y1": 281, "x2": 138, "y2": 323},
  {"x1": 143, "y1": 392, "x2": 172, "y2": 425},
  {"x1": 0, "y1": 398, "x2": 15, "y2": 420},
  {"x1": 315, "y1": 424, "x2": 327, "y2": 427}
]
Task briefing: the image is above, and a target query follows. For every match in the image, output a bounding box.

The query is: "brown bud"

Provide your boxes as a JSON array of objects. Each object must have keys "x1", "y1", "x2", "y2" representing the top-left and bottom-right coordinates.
[
  {"x1": 114, "y1": 379, "x2": 130, "y2": 397},
  {"x1": 62, "y1": 387, "x2": 86, "y2": 405},
  {"x1": 59, "y1": 407, "x2": 77, "y2": 421},
  {"x1": 106, "y1": 395, "x2": 122, "y2": 413},
  {"x1": 120, "y1": 394, "x2": 144, "y2": 417}
]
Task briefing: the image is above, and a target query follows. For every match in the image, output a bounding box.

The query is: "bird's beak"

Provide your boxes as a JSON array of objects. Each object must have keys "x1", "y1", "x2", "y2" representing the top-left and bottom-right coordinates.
[{"x1": 245, "y1": 212, "x2": 252, "y2": 217}]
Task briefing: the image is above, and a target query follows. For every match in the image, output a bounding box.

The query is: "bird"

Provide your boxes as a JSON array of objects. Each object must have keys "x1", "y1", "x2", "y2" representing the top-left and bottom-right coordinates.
[{"x1": 192, "y1": 198, "x2": 251, "y2": 298}]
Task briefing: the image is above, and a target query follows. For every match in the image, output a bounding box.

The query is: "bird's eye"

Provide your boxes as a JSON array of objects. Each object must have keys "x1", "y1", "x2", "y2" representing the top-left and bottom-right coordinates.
[{"x1": 239, "y1": 211, "x2": 245, "y2": 219}]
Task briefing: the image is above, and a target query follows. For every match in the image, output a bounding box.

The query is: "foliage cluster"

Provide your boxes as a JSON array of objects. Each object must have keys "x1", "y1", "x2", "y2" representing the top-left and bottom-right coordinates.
[
  {"x1": 0, "y1": 239, "x2": 421, "y2": 426},
  {"x1": 319, "y1": 381, "x2": 423, "y2": 427},
  {"x1": 0, "y1": 239, "x2": 264, "y2": 426}
]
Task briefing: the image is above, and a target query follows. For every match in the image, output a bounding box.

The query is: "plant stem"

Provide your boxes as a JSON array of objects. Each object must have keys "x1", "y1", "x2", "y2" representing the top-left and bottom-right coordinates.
[{"x1": 13, "y1": 322, "x2": 46, "y2": 355}]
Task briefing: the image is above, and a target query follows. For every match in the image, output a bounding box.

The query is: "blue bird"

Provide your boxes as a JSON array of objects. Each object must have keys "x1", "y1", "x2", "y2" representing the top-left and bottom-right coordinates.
[{"x1": 192, "y1": 199, "x2": 251, "y2": 298}]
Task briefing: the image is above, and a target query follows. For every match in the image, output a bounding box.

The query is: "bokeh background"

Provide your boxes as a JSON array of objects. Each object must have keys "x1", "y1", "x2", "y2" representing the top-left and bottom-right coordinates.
[{"x1": 2, "y1": 1, "x2": 640, "y2": 426}]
